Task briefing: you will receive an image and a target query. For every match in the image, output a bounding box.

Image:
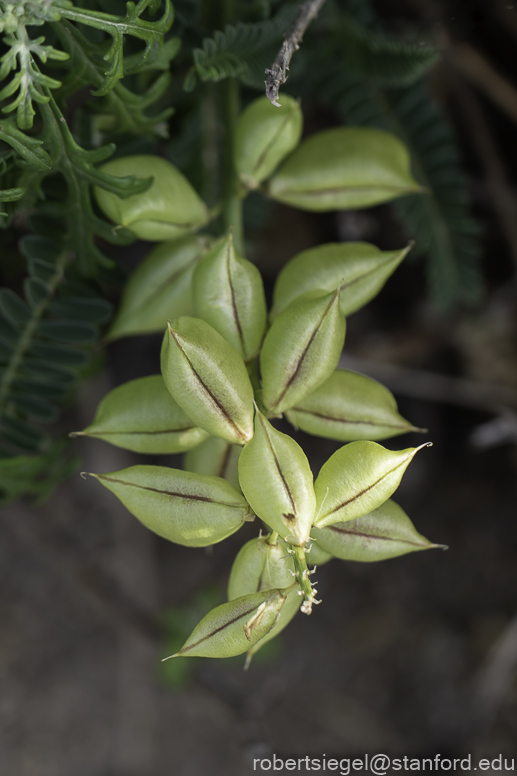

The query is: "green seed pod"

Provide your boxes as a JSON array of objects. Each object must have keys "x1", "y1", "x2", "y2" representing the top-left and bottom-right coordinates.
[
  {"x1": 161, "y1": 317, "x2": 255, "y2": 445},
  {"x1": 312, "y1": 499, "x2": 443, "y2": 562},
  {"x1": 184, "y1": 435, "x2": 241, "y2": 491},
  {"x1": 285, "y1": 369, "x2": 421, "y2": 442},
  {"x1": 87, "y1": 465, "x2": 251, "y2": 547},
  {"x1": 168, "y1": 589, "x2": 288, "y2": 658},
  {"x1": 227, "y1": 536, "x2": 299, "y2": 657},
  {"x1": 74, "y1": 375, "x2": 209, "y2": 454},
  {"x1": 267, "y1": 127, "x2": 422, "y2": 211},
  {"x1": 271, "y1": 242, "x2": 413, "y2": 320},
  {"x1": 305, "y1": 541, "x2": 333, "y2": 567},
  {"x1": 228, "y1": 536, "x2": 295, "y2": 598},
  {"x1": 314, "y1": 441, "x2": 432, "y2": 528},
  {"x1": 234, "y1": 95, "x2": 303, "y2": 189},
  {"x1": 192, "y1": 233, "x2": 267, "y2": 361},
  {"x1": 238, "y1": 410, "x2": 316, "y2": 546},
  {"x1": 261, "y1": 289, "x2": 346, "y2": 415},
  {"x1": 107, "y1": 236, "x2": 212, "y2": 340},
  {"x1": 94, "y1": 155, "x2": 208, "y2": 241}
]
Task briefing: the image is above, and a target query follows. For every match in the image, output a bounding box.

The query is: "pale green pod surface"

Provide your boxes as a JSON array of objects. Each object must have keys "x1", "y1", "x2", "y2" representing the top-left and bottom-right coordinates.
[
  {"x1": 227, "y1": 536, "x2": 295, "y2": 599},
  {"x1": 184, "y1": 435, "x2": 241, "y2": 491},
  {"x1": 312, "y1": 499, "x2": 442, "y2": 562},
  {"x1": 267, "y1": 127, "x2": 422, "y2": 211},
  {"x1": 107, "y1": 236, "x2": 212, "y2": 340},
  {"x1": 90, "y1": 465, "x2": 250, "y2": 547},
  {"x1": 314, "y1": 441, "x2": 431, "y2": 528},
  {"x1": 234, "y1": 95, "x2": 303, "y2": 189},
  {"x1": 305, "y1": 541, "x2": 333, "y2": 567},
  {"x1": 76, "y1": 375, "x2": 209, "y2": 454},
  {"x1": 94, "y1": 155, "x2": 208, "y2": 241},
  {"x1": 228, "y1": 536, "x2": 299, "y2": 657},
  {"x1": 238, "y1": 411, "x2": 316, "y2": 546},
  {"x1": 285, "y1": 369, "x2": 421, "y2": 442},
  {"x1": 170, "y1": 589, "x2": 287, "y2": 658},
  {"x1": 192, "y1": 233, "x2": 267, "y2": 361},
  {"x1": 161, "y1": 317, "x2": 255, "y2": 445},
  {"x1": 271, "y1": 242, "x2": 413, "y2": 320},
  {"x1": 261, "y1": 289, "x2": 346, "y2": 415}
]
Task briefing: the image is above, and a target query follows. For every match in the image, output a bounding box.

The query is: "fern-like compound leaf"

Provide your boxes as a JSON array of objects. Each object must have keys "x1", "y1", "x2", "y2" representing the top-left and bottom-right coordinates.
[{"x1": 184, "y1": 5, "x2": 297, "y2": 92}]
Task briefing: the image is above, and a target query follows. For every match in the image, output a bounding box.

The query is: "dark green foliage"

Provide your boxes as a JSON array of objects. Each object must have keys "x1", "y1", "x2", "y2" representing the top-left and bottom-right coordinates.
[
  {"x1": 333, "y1": 14, "x2": 438, "y2": 88},
  {"x1": 0, "y1": 224, "x2": 113, "y2": 463},
  {"x1": 183, "y1": 5, "x2": 297, "y2": 92}
]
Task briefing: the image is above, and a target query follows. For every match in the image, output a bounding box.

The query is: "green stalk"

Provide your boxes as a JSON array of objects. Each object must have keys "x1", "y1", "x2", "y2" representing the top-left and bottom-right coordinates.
[
  {"x1": 221, "y1": 77, "x2": 244, "y2": 254},
  {"x1": 291, "y1": 544, "x2": 318, "y2": 614}
]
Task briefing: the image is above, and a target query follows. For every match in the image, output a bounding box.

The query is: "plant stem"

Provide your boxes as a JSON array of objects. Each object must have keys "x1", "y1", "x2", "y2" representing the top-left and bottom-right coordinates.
[
  {"x1": 291, "y1": 544, "x2": 318, "y2": 615},
  {"x1": 221, "y1": 77, "x2": 244, "y2": 254}
]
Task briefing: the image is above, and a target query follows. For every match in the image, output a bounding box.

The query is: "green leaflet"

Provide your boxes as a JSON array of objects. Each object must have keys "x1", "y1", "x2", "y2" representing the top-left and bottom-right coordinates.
[
  {"x1": 168, "y1": 588, "x2": 288, "y2": 659},
  {"x1": 261, "y1": 289, "x2": 346, "y2": 415},
  {"x1": 234, "y1": 95, "x2": 303, "y2": 189},
  {"x1": 285, "y1": 369, "x2": 421, "y2": 442},
  {"x1": 88, "y1": 465, "x2": 250, "y2": 547},
  {"x1": 75, "y1": 375, "x2": 209, "y2": 454},
  {"x1": 314, "y1": 441, "x2": 431, "y2": 528},
  {"x1": 271, "y1": 242, "x2": 413, "y2": 320},
  {"x1": 184, "y1": 435, "x2": 241, "y2": 491},
  {"x1": 94, "y1": 155, "x2": 208, "y2": 241},
  {"x1": 227, "y1": 535, "x2": 299, "y2": 658},
  {"x1": 107, "y1": 236, "x2": 212, "y2": 340},
  {"x1": 267, "y1": 127, "x2": 422, "y2": 211},
  {"x1": 312, "y1": 499, "x2": 442, "y2": 562},
  {"x1": 238, "y1": 410, "x2": 316, "y2": 547},
  {"x1": 161, "y1": 317, "x2": 255, "y2": 445},
  {"x1": 192, "y1": 232, "x2": 267, "y2": 361}
]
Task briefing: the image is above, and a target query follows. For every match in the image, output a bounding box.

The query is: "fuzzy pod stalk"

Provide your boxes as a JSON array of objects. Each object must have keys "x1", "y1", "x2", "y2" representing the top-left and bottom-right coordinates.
[
  {"x1": 107, "y1": 236, "x2": 213, "y2": 340},
  {"x1": 94, "y1": 155, "x2": 208, "y2": 240},
  {"x1": 161, "y1": 317, "x2": 255, "y2": 445},
  {"x1": 238, "y1": 410, "x2": 316, "y2": 546},
  {"x1": 267, "y1": 127, "x2": 422, "y2": 211},
  {"x1": 73, "y1": 375, "x2": 209, "y2": 454},
  {"x1": 314, "y1": 441, "x2": 432, "y2": 528},
  {"x1": 261, "y1": 288, "x2": 346, "y2": 415},
  {"x1": 285, "y1": 369, "x2": 422, "y2": 443},
  {"x1": 192, "y1": 232, "x2": 267, "y2": 361},
  {"x1": 234, "y1": 95, "x2": 303, "y2": 189},
  {"x1": 85, "y1": 465, "x2": 251, "y2": 547},
  {"x1": 166, "y1": 588, "x2": 289, "y2": 659}
]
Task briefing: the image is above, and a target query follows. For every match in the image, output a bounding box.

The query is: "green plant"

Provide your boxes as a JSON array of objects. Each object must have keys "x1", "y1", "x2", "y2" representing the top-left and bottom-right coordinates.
[
  {"x1": 78, "y1": 80, "x2": 444, "y2": 662},
  {"x1": 1, "y1": 1, "x2": 451, "y2": 660}
]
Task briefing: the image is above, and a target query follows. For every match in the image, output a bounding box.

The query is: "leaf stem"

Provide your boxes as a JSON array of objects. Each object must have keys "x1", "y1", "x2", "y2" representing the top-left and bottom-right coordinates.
[{"x1": 221, "y1": 77, "x2": 244, "y2": 254}]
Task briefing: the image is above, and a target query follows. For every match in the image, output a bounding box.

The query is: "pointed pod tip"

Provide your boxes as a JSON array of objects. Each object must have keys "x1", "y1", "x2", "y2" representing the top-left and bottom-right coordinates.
[
  {"x1": 161, "y1": 653, "x2": 180, "y2": 662},
  {"x1": 411, "y1": 426, "x2": 429, "y2": 435},
  {"x1": 433, "y1": 543, "x2": 449, "y2": 551},
  {"x1": 69, "y1": 431, "x2": 84, "y2": 438},
  {"x1": 413, "y1": 441, "x2": 433, "y2": 454},
  {"x1": 80, "y1": 471, "x2": 97, "y2": 480}
]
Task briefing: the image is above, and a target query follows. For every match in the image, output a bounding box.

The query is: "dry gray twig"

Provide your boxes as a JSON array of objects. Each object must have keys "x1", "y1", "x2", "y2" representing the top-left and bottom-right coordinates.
[{"x1": 265, "y1": 0, "x2": 327, "y2": 106}]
